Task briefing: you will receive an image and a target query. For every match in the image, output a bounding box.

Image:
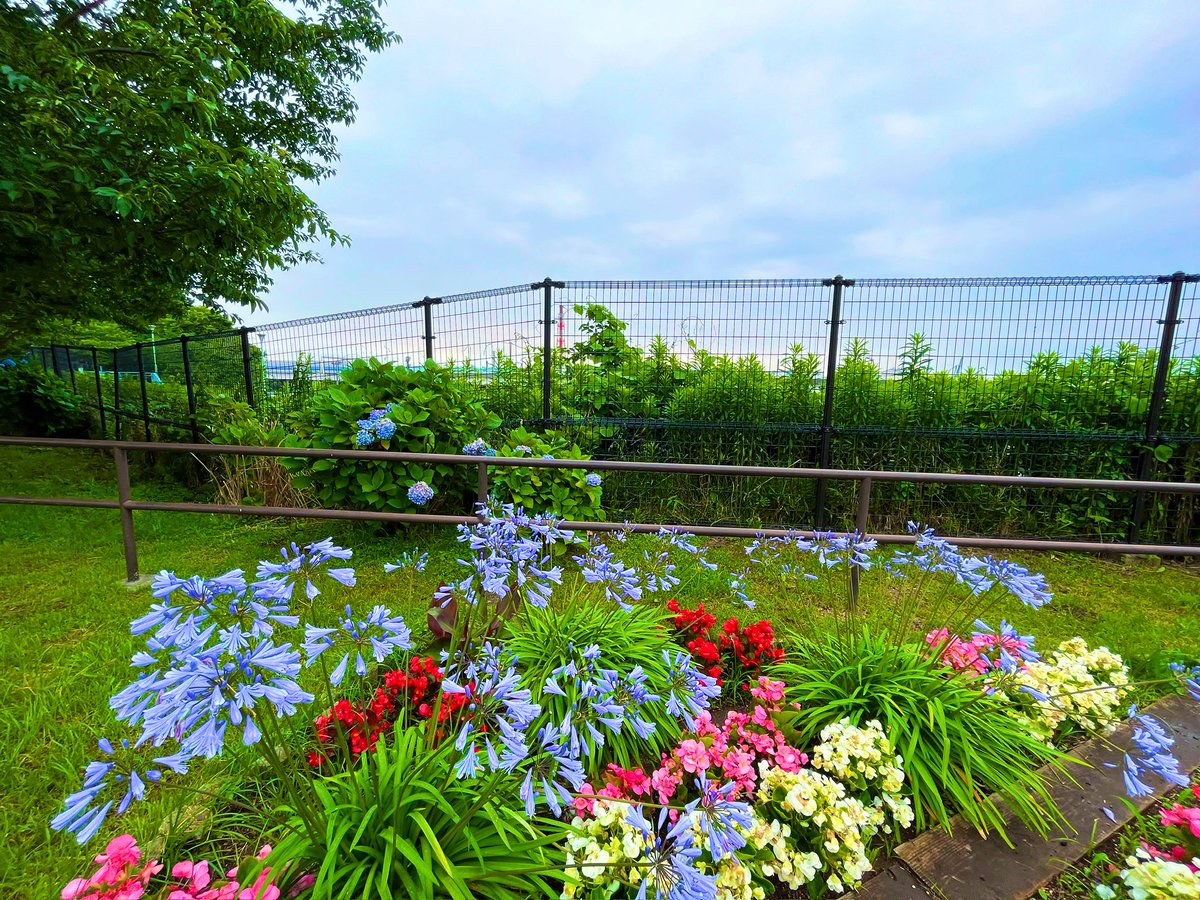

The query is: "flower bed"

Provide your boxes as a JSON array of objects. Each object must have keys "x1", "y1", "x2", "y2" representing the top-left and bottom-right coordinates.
[{"x1": 50, "y1": 515, "x2": 1200, "y2": 899}]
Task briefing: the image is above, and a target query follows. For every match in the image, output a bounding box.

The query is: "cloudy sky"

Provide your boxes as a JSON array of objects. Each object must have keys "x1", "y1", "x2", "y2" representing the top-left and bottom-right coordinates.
[{"x1": 254, "y1": 1, "x2": 1200, "y2": 325}]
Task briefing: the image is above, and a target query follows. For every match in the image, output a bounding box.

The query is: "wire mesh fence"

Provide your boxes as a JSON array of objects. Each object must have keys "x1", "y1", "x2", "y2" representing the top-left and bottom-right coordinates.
[{"x1": 29, "y1": 271, "x2": 1200, "y2": 543}]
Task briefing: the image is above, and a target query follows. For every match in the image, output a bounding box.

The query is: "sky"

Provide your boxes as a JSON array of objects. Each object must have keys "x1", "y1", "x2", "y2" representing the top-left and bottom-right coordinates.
[{"x1": 253, "y1": 1, "x2": 1200, "y2": 328}]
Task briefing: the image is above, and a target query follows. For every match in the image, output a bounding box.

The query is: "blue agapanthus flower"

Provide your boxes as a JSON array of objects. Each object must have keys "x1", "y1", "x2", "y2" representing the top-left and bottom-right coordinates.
[
  {"x1": 434, "y1": 510, "x2": 566, "y2": 610},
  {"x1": 443, "y1": 652, "x2": 540, "y2": 778},
  {"x1": 302, "y1": 604, "x2": 413, "y2": 685},
  {"x1": 384, "y1": 549, "x2": 429, "y2": 573},
  {"x1": 132, "y1": 569, "x2": 247, "y2": 646},
  {"x1": 585, "y1": 472, "x2": 603, "y2": 487},
  {"x1": 51, "y1": 737, "x2": 190, "y2": 845},
  {"x1": 408, "y1": 481, "x2": 435, "y2": 506},
  {"x1": 255, "y1": 539, "x2": 355, "y2": 604},
  {"x1": 662, "y1": 649, "x2": 721, "y2": 728},
  {"x1": 139, "y1": 640, "x2": 313, "y2": 756},
  {"x1": 641, "y1": 550, "x2": 680, "y2": 594},
  {"x1": 679, "y1": 774, "x2": 754, "y2": 859},
  {"x1": 625, "y1": 804, "x2": 717, "y2": 900},
  {"x1": 518, "y1": 724, "x2": 585, "y2": 816},
  {"x1": 1119, "y1": 706, "x2": 1188, "y2": 797},
  {"x1": 575, "y1": 541, "x2": 643, "y2": 611}
]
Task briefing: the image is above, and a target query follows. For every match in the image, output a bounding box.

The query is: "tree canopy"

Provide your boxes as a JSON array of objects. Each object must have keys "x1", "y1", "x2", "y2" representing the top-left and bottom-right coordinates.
[{"x1": 0, "y1": 0, "x2": 397, "y2": 348}]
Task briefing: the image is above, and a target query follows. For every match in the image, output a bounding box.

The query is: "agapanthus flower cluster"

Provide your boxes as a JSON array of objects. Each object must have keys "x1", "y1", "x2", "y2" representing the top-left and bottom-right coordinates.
[
  {"x1": 563, "y1": 799, "x2": 718, "y2": 900},
  {"x1": 255, "y1": 538, "x2": 356, "y2": 608},
  {"x1": 443, "y1": 644, "x2": 542, "y2": 778},
  {"x1": 576, "y1": 540, "x2": 644, "y2": 611},
  {"x1": 302, "y1": 603, "x2": 413, "y2": 686},
  {"x1": 1121, "y1": 706, "x2": 1190, "y2": 798},
  {"x1": 354, "y1": 406, "x2": 397, "y2": 446},
  {"x1": 925, "y1": 619, "x2": 1038, "y2": 676}
]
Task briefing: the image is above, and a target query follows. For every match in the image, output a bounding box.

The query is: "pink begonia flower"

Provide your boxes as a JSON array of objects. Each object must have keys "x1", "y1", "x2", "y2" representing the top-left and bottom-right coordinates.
[
  {"x1": 607, "y1": 765, "x2": 652, "y2": 797},
  {"x1": 1161, "y1": 803, "x2": 1200, "y2": 838},
  {"x1": 289, "y1": 874, "x2": 316, "y2": 897},
  {"x1": 676, "y1": 739, "x2": 711, "y2": 774},
  {"x1": 651, "y1": 766, "x2": 681, "y2": 804},
  {"x1": 573, "y1": 782, "x2": 596, "y2": 816},
  {"x1": 749, "y1": 676, "x2": 785, "y2": 704},
  {"x1": 62, "y1": 879, "x2": 92, "y2": 900},
  {"x1": 692, "y1": 710, "x2": 719, "y2": 736},
  {"x1": 774, "y1": 745, "x2": 807, "y2": 773},
  {"x1": 93, "y1": 834, "x2": 142, "y2": 884}
]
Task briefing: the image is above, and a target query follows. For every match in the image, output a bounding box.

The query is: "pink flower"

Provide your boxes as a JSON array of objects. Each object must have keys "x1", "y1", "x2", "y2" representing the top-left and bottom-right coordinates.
[
  {"x1": 1161, "y1": 803, "x2": 1200, "y2": 838},
  {"x1": 676, "y1": 739, "x2": 711, "y2": 774},
  {"x1": 573, "y1": 783, "x2": 596, "y2": 816},
  {"x1": 750, "y1": 677, "x2": 785, "y2": 704},
  {"x1": 288, "y1": 875, "x2": 316, "y2": 898},
  {"x1": 237, "y1": 873, "x2": 279, "y2": 900},
  {"x1": 774, "y1": 745, "x2": 807, "y2": 772},
  {"x1": 607, "y1": 765, "x2": 652, "y2": 797},
  {"x1": 651, "y1": 766, "x2": 681, "y2": 804},
  {"x1": 93, "y1": 835, "x2": 142, "y2": 883},
  {"x1": 62, "y1": 879, "x2": 92, "y2": 900},
  {"x1": 692, "y1": 711, "x2": 719, "y2": 736}
]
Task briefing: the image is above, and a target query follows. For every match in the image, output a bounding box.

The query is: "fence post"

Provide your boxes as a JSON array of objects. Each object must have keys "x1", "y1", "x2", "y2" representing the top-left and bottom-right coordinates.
[
  {"x1": 113, "y1": 447, "x2": 140, "y2": 582},
  {"x1": 415, "y1": 297, "x2": 442, "y2": 363},
  {"x1": 1129, "y1": 271, "x2": 1197, "y2": 542},
  {"x1": 135, "y1": 342, "x2": 150, "y2": 439},
  {"x1": 49, "y1": 343, "x2": 61, "y2": 377},
  {"x1": 535, "y1": 277, "x2": 564, "y2": 426},
  {"x1": 180, "y1": 335, "x2": 200, "y2": 443},
  {"x1": 64, "y1": 348, "x2": 78, "y2": 392},
  {"x1": 112, "y1": 348, "x2": 122, "y2": 440},
  {"x1": 814, "y1": 275, "x2": 854, "y2": 529},
  {"x1": 91, "y1": 347, "x2": 106, "y2": 437},
  {"x1": 477, "y1": 460, "x2": 489, "y2": 506},
  {"x1": 239, "y1": 327, "x2": 256, "y2": 409}
]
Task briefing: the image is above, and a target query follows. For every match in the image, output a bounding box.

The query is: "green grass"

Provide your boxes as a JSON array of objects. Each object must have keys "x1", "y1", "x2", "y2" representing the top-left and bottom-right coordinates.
[{"x1": 0, "y1": 445, "x2": 1198, "y2": 897}]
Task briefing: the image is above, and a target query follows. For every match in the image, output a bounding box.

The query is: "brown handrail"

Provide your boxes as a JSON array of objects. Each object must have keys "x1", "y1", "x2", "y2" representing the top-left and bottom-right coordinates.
[{"x1": 1, "y1": 435, "x2": 1198, "y2": 582}]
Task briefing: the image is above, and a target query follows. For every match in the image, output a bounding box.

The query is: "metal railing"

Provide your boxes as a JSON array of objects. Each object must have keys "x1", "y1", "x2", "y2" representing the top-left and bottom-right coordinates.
[{"x1": 2, "y1": 436, "x2": 1199, "y2": 584}]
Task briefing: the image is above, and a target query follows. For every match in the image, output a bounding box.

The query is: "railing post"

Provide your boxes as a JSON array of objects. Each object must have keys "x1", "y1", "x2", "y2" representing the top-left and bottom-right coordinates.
[
  {"x1": 65, "y1": 347, "x2": 78, "y2": 392},
  {"x1": 113, "y1": 447, "x2": 140, "y2": 582},
  {"x1": 49, "y1": 343, "x2": 61, "y2": 377},
  {"x1": 535, "y1": 277, "x2": 564, "y2": 426},
  {"x1": 180, "y1": 335, "x2": 200, "y2": 443},
  {"x1": 814, "y1": 275, "x2": 854, "y2": 529},
  {"x1": 112, "y1": 348, "x2": 122, "y2": 440},
  {"x1": 91, "y1": 347, "x2": 106, "y2": 437},
  {"x1": 239, "y1": 327, "x2": 256, "y2": 408},
  {"x1": 135, "y1": 342, "x2": 150, "y2": 439},
  {"x1": 850, "y1": 476, "x2": 872, "y2": 606},
  {"x1": 1129, "y1": 271, "x2": 1196, "y2": 542},
  {"x1": 477, "y1": 460, "x2": 489, "y2": 507}
]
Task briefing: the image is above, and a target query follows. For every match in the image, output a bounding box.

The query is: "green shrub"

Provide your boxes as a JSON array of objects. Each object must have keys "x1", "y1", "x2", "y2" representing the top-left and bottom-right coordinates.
[
  {"x1": 269, "y1": 727, "x2": 566, "y2": 900},
  {"x1": 281, "y1": 358, "x2": 500, "y2": 512},
  {"x1": 490, "y1": 426, "x2": 604, "y2": 520},
  {"x1": 0, "y1": 362, "x2": 91, "y2": 437},
  {"x1": 771, "y1": 628, "x2": 1070, "y2": 843},
  {"x1": 503, "y1": 601, "x2": 680, "y2": 776}
]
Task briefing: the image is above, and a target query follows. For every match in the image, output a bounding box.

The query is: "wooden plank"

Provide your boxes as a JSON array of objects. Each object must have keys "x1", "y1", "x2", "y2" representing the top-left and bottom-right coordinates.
[
  {"x1": 852, "y1": 862, "x2": 937, "y2": 899},
  {"x1": 892, "y1": 693, "x2": 1200, "y2": 900}
]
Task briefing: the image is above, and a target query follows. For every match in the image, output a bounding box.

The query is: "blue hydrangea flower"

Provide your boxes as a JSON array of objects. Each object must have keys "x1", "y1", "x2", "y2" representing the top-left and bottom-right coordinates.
[
  {"x1": 51, "y1": 737, "x2": 190, "y2": 845},
  {"x1": 408, "y1": 481, "x2": 435, "y2": 506},
  {"x1": 585, "y1": 472, "x2": 603, "y2": 487},
  {"x1": 463, "y1": 437, "x2": 491, "y2": 456},
  {"x1": 513, "y1": 445, "x2": 532, "y2": 455},
  {"x1": 302, "y1": 604, "x2": 413, "y2": 685},
  {"x1": 354, "y1": 429, "x2": 373, "y2": 447},
  {"x1": 375, "y1": 418, "x2": 396, "y2": 440}
]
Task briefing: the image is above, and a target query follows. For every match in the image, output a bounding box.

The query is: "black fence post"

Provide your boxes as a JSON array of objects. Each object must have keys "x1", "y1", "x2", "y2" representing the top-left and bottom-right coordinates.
[
  {"x1": 415, "y1": 297, "x2": 441, "y2": 363},
  {"x1": 49, "y1": 343, "x2": 61, "y2": 377},
  {"x1": 535, "y1": 277, "x2": 564, "y2": 426},
  {"x1": 1129, "y1": 271, "x2": 1197, "y2": 542},
  {"x1": 135, "y1": 342, "x2": 150, "y2": 439},
  {"x1": 180, "y1": 334, "x2": 200, "y2": 443},
  {"x1": 239, "y1": 327, "x2": 256, "y2": 409},
  {"x1": 814, "y1": 275, "x2": 854, "y2": 529},
  {"x1": 91, "y1": 347, "x2": 106, "y2": 437},
  {"x1": 112, "y1": 348, "x2": 122, "y2": 440},
  {"x1": 65, "y1": 347, "x2": 78, "y2": 392}
]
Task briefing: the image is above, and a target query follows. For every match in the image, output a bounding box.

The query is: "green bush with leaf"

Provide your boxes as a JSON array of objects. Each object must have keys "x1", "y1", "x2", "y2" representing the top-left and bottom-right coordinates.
[
  {"x1": 268, "y1": 727, "x2": 567, "y2": 900},
  {"x1": 489, "y1": 426, "x2": 605, "y2": 520},
  {"x1": 503, "y1": 601, "x2": 679, "y2": 775},
  {"x1": 771, "y1": 629, "x2": 1070, "y2": 842},
  {"x1": 0, "y1": 361, "x2": 91, "y2": 437},
  {"x1": 281, "y1": 358, "x2": 500, "y2": 512}
]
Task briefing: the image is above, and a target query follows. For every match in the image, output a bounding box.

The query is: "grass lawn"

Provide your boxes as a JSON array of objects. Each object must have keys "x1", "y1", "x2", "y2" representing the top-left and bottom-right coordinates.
[{"x1": 1, "y1": 445, "x2": 1198, "y2": 897}]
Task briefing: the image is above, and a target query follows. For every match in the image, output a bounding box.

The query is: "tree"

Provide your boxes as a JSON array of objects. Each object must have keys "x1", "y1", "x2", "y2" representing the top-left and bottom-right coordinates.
[{"x1": 0, "y1": 0, "x2": 397, "y2": 348}]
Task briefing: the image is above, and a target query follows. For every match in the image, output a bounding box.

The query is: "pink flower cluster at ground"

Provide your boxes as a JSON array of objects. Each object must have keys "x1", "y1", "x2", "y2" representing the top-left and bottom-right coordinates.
[
  {"x1": 62, "y1": 836, "x2": 309, "y2": 900},
  {"x1": 1146, "y1": 785, "x2": 1200, "y2": 872},
  {"x1": 574, "y1": 676, "x2": 806, "y2": 816}
]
